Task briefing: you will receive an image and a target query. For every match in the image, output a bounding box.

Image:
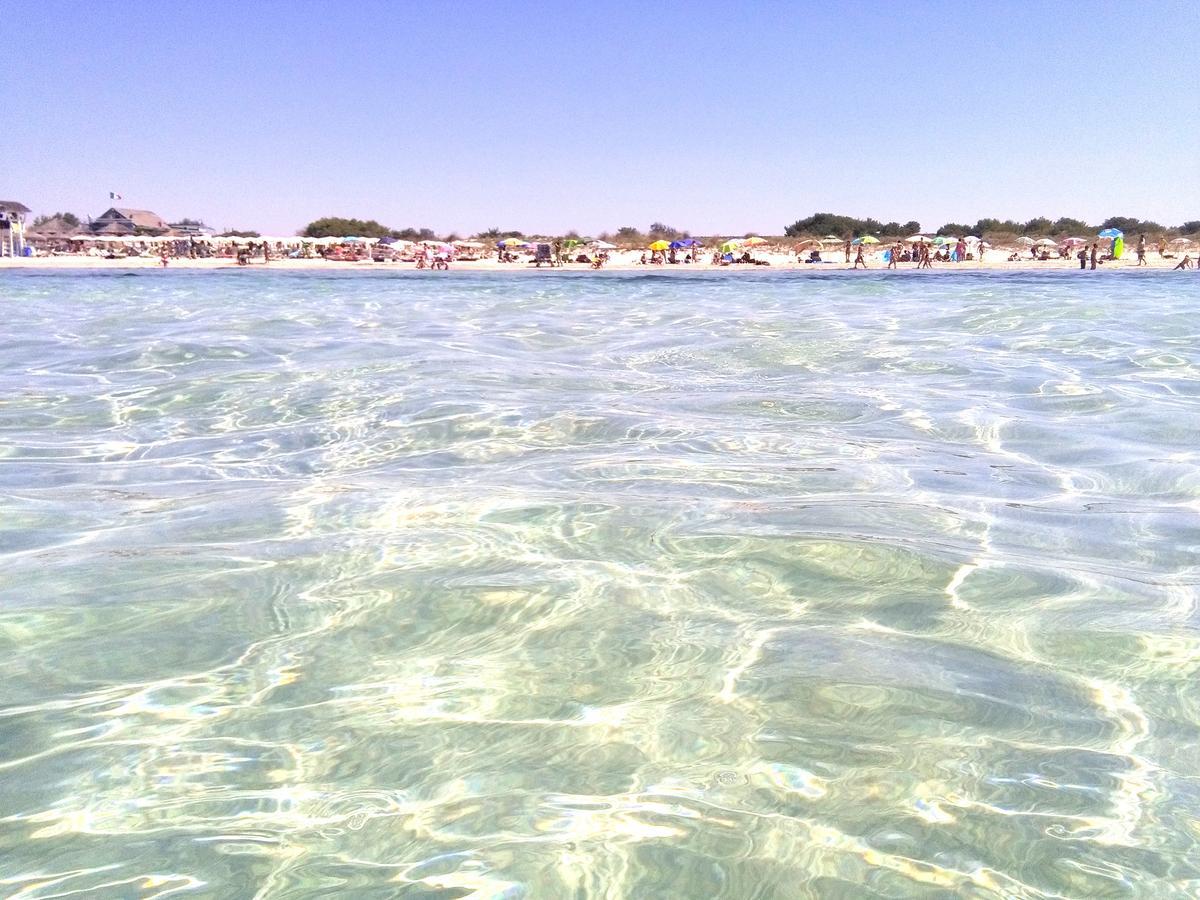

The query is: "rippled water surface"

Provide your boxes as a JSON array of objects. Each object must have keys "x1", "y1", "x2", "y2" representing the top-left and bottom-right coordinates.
[{"x1": 2, "y1": 270, "x2": 1199, "y2": 898}]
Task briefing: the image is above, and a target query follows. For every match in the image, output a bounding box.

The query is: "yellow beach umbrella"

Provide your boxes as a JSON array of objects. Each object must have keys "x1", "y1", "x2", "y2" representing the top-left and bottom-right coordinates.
[
  {"x1": 648, "y1": 240, "x2": 671, "y2": 251},
  {"x1": 856, "y1": 236, "x2": 880, "y2": 245},
  {"x1": 743, "y1": 236, "x2": 768, "y2": 246}
]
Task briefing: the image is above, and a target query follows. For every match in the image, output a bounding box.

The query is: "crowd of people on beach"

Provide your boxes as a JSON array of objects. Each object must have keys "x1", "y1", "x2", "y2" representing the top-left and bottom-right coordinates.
[{"x1": 13, "y1": 229, "x2": 1196, "y2": 272}]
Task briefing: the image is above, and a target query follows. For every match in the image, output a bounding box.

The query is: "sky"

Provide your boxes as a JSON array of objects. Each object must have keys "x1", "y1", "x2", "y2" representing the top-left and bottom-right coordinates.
[{"x1": 7, "y1": 1, "x2": 1197, "y2": 236}]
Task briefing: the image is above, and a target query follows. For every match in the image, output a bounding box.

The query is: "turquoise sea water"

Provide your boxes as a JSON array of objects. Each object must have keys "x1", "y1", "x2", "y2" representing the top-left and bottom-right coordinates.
[{"x1": 1, "y1": 269, "x2": 1199, "y2": 899}]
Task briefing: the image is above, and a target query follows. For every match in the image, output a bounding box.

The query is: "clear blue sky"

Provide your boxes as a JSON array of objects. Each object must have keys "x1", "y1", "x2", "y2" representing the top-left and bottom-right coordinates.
[{"x1": 8, "y1": 1, "x2": 1197, "y2": 235}]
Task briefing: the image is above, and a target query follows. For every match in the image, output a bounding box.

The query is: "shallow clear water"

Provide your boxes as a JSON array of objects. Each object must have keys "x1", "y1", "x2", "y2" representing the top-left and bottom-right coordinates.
[{"x1": 1, "y1": 269, "x2": 1199, "y2": 899}]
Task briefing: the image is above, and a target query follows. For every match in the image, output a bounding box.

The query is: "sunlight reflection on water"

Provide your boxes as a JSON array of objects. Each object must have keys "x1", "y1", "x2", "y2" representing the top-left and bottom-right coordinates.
[{"x1": 1, "y1": 270, "x2": 1199, "y2": 898}]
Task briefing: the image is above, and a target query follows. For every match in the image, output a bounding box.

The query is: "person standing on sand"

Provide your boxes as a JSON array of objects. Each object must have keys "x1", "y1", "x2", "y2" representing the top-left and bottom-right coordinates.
[
  {"x1": 886, "y1": 243, "x2": 899, "y2": 269},
  {"x1": 263, "y1": 242, "x2": 270, "y2": 265},
  {"x1": 844, "y1": 239, "x2": 852, "y2": 263},
  {"x1": 1136, "y1": 234, "x2": 1147, "y2": 266},
  {"x1": 1090, "y1": 243, "x2": 1098, "y2": 270},
  {"x1": 853, "y1": 244, "x2": 867, "y2": 269}
]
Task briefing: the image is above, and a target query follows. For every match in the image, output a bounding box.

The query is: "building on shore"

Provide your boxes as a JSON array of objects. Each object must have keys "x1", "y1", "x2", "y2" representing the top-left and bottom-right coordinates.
[
  {"x1": 167, "y1": 220, "x2": 216, "y2": 237},
  {"x1": 88, "y1": 207, "x2": 170, "y2": 236},
  {"x1": 0, "y1": 200, "x2": 30, "y2": 256}
]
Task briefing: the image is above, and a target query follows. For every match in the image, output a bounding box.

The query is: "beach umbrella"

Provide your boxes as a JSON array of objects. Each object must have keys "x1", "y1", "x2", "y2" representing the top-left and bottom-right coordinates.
[
  {"x1": 743, "y1": 236, "x2": 768, "y2": 246},
  {"x1": 905, "y1": 234, "x2": 927, "y2": 242},
  {"x1": 1061, "y1": 237, "x2": 1088, "y2": 247},
  {"x1": 1015, "y1": 236, "x2": 1035, "y2": 246},
  {"x1": 498, "y1": 237, "x2": 525, "y2": 247},
  {"x1": 1169, "y1": 237, "x2": 1192, "y2": 246},
  {"x1": 719, "y1": 239, "x2": 744, "y2": 253},
  {"x1": 453, "y1": 240, "x2": 484, "y2": 248},
  {"x1": 855, "y1": 236, "x2": 880, "y2": 245},
  {"x1": 1034, "y1": 238, "x2": 1057, "y2": 247},
  {"x1": 648, "y1": 240, "x2": 670, "y2": 251},
  {"x1": 824, "y1": 234, "x2": 841, "y2": 240},
  {"x1": 590, "y1": 240, "x2": 617, "y2": 250},
  {"x1": 1098, "y1": 228, "x2": 1123, "y2": 239}
]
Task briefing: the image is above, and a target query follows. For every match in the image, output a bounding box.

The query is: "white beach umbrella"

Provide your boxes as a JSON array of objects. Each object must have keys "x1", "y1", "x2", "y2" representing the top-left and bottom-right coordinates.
[
  {"x1": 1034, "y1": 238, "x2": 1057, "y2": 247},
  {"x1": 590, "y1": 240, "x2": 617, "y2": 250},
  {"x1": 1015, "y1": 236, "x2": 1035, "y2": 246},
  {"x1": 1169, "y1": 237, "x2": 1193, "y2": 246}
]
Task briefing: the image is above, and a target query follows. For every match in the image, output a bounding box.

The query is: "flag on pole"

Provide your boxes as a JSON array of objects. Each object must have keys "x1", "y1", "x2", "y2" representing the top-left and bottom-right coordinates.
[{"x1": 109, "y1": 192, "x2": 123, "y2": 200}]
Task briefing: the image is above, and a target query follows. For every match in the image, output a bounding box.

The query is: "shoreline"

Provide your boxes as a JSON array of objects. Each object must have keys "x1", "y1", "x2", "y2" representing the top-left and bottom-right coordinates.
[{"x1": 0, "y1": 254, "x2": 1191, "y2": 274}]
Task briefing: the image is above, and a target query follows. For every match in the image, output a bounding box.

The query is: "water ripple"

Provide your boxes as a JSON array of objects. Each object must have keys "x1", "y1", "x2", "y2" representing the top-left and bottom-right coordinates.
[{"x1": 1, "y1": 270, "x2": 1199, "y2": 898}]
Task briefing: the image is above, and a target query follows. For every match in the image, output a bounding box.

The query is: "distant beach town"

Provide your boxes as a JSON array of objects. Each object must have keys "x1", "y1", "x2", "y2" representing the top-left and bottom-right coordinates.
[{"x1": 1, "y1": 201, "x2": 1196, "y2": 272}]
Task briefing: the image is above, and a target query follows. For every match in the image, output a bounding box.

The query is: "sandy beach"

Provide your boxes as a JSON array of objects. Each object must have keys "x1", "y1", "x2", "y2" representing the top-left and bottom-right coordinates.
[{"x1": 1, "y1": 250, "x2": 1191, "y2": 273}]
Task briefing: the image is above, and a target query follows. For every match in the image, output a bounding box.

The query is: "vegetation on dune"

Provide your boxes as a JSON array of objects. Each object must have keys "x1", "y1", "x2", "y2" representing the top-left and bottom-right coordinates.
[
  {"x1": 786, "y1": 212, "x2": 1196, "y2": 241},
  {"x1": 298, "y1": 214, "x2": 1197, "y2": 246},
  {"x1": 32, "y1": 212, "x2": 81, "y2": 227}
]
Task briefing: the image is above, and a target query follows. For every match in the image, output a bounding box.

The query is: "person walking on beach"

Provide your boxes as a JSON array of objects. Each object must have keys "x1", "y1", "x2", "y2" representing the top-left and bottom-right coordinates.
[
  {"x1": 853, "y1": 244, "x2": 867, "y2": 269},
  {"x1": 886, "y1": 242, "x2": 899, "y2": 269},
  {"x1": 1090, "y1": 243, "x2": 1098, "y2": 270},
  {"x1": 1136, "y1": 234, "x2": 1147, "y2": 266}
]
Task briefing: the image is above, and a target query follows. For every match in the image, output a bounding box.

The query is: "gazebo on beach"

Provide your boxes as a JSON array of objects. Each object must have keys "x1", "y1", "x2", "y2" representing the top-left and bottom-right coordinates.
[{"x1": 0, "y1": 200, "x2": 30, "y2": 256}]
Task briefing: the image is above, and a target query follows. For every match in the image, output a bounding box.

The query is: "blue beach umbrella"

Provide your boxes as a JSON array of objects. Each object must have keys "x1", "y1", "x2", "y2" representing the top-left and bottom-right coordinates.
[{"x1": 1098, "y1": 228, "x2": 1123, "y2": 239}]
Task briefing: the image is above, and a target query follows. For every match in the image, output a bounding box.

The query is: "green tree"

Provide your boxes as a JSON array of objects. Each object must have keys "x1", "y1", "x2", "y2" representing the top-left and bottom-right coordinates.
[
  {"x1": 1051, "y1": 217, "x2": 1089, "y2": 234},
  {"x1": 1180, "y1": 221, "x2": 1200, "y2": 235},
  {"x1": 32, "y1": 211, "x2": 81, "y2": 227},
  {"x1": 302, "y1": 217, "x2": 393, "y2": 238},
  {"x1": 647, "y1": 222, "x2": 684, "y2": 240},
  {"x1": 902, "y1": 220, "x2": 922, "y2": 235},
  {"x1": 1100, "y1": 216, "x2": 1143, "y2": 234},
  {"x1": 936, "y1": 223, "x2": 971, "y2": 236},
  {"x1": 219, "y1": 229, "x2": 261, "y2": 238},
  {"x1": 1022, "y1": 217, "x2": 1053, "y2": 234}
]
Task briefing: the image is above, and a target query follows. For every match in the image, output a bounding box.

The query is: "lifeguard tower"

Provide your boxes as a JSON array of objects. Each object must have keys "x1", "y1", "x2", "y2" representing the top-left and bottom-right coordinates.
[{"x1": 0, "y1": 200, "x2": 30, "y2": 257}]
